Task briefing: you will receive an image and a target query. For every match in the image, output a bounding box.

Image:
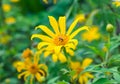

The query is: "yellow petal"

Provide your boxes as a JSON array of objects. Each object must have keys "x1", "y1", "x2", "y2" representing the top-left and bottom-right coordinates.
[
  {"x1": 82, "y1": 75, "x2": 88, "y2": 84},
  {"x1": 58, "y1": 16, "x2": 66, "y2": 34},
  {"x1": 85, "y1": 72, "x2": 94, "y2": 78},
  {"x1": 82, "y1": 58, "x2": 93, "y2": 68},
  {"x1": 48, "y1": 16, "x2": 60, "y2": 34},
  {"x1": 67, "y1": 18, "x2": 80, "y2": 35},
  {"x1": 54, "y1": 46, "x2": 62, "y2": 54},
  {"x1": 37, "y1": 42, "x2": 50, "y2": 49},
  {"x1": 65, "y1": 43, "x2": 76, "y2": 50},
  {"x1": 35, "y1": 25, "x2": 55, "y2": 38},
  {"x1": 70, "y1": 61, "x2": 81, "y2": 70},
  {"x1": 35, "y1": 73, "x2": 42, "y2": 82},
  {"x1": 70, "y1": 26, "x2": 89, "y2": 39},
  {"x1": 39, "y1": 69, "x2": 46, "y2": 77},
  {"x1": 44, "y1": 51, "x2": 52, "y2": 58},
  {"x1": 31, "y1": 34, "x2": 53, "y2": 43},
  {"x1": 58, "y1": 53, "x2": 67, "y2": 63},
  {"x1": 79, "y1": 76, "x2": 84, "y2": 84},
  {"x1": 24, "y1": 73, "x2": 30, "y2": 80},
  {"x1": 65, "y1": 47, "x2": 74, "y2": 56},
  {"x1": 68, "y1": 39, "x2": 78, "y2": 46},
  {"x1": 52, "y1": 54, "x2": 58, "y2": 62},
  {"x1": 38, "y1": 64, "x2": 48, "y2": 72},
  {"x1": 34, "y1": 55, "x2": 39, "y2": 64},
  {"x1": 18, "y1": 71, "x2": 28, "y2": 79}
]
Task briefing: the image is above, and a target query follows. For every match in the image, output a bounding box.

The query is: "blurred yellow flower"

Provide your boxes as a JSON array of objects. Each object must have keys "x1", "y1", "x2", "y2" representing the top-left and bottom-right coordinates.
[
  {"x1": 0, "y1": 34, "x2": 11, "y2": 44},
  {"x1": 31, "y1": 16, "x2": 88, "y2": 60},
  {"x1": 112, "y1": 1, "x2": 120, "y2": 7},
  {"x1": 43, "y1": 0, "x2": 57, "y2": 4},
  {"x1": 5, "y1": 17, "x2": 16, "y2": 24},
  {"x1": 13, "y1": 61, "x2": 25, "y2": 72},
  {"x1": 82, "y1": 26, "x2": 100, "y2": 42},
  {"x1": 22, "y1": 48, "x2": 33, "y2": 60},
  {"x1": 2, "y1": 4, "x2": 11, "y2": 12},
  {"x1": 102, "y1": 46, "x2": 108, "y2": 52},
  {"x1": 70, "y1": 58, "x2": 94, "y2": 84},
  {"x1": 10, "y1": 0, "x2": 19, "y2": 2},
  {"x1": 75, "y1": 14, "x2": 86, "y2": 23},
  {"x1": 16, "y1": 55, "x2": 48, "y2": 84}
]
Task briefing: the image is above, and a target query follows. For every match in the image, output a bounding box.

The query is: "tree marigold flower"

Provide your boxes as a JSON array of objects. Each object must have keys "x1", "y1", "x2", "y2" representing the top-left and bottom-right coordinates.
[
  {"x1": 31, "y1": 16, "x2": 88, "y2": 62},
  {"x1": 2, "y1": 4, "x2": 11, "y2": 12},
  {"x1": 22, "y1": 48, "x2": 33, "y2": 60},
  {"x1": 70, "y1": 58, "x2": 94, "y2": 84},
  {"x1": 5, "y1": 17, "x2": 16, "y2": 24},
  {"x1": 82, "y1": 26, "x2": 100, "y2": 42},
  {"x1": 16, "y1": 55, "x2": 48, "y2": 84}
]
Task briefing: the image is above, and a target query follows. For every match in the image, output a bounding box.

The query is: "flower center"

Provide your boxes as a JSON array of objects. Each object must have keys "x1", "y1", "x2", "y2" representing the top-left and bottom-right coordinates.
[
  {"x1": 54, "y1": 34, "x2": 69, "y2": 46},
  {"x1": 76, "y1": 67, "x2": 84, "y2": 74},
  {"x1": 29, "y1": 64, "x2": 39, "y2": 74}
]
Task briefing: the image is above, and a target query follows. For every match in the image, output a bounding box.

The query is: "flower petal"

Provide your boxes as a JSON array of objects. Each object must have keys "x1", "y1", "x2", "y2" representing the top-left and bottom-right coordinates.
[
  {"x1": 82, "y1": 75, "x2": 88, "y2": 84},
  {"x1": 70, "y1": 26, "x2": 89, "y2": 39},
  {"x1": 44, "y1": 51, "x2": 52, "y2": 58},
  {"x1": 30, "y1": 75, "x2": 34, "y2": 84},
  {"x1": 52, "y1": 54, "x2": 58, "y2": 62},
  {"x1": 68, "y1": 39, "x2": 78, "y2": 46},
  {"x1": 82, "y1": 58, "x2": 93, "y2": 68},
  {"x1": 18, "y1": 71, "x2": 28, "y2": 79},
  {"x1": 37, "y1": 42, "x2": 50, "y2": 49},
  {"x1": 79, "y1": 76, "x2": 84, "y2": 84},
  {"x1": 31, "y1": 34, "x2": 53, "y2": 43},
  {"x1": 85, "y1": 72, "x2": 94, "y2": 78},
  {"x1": 67, "y1": 18, "x2": 80, "y2": 35},
  {"x1": 58, "y1": 53, "x2": 67, "y2": 63},
  {"x1": 70, "y1": 61, "x2": 81, "y2": 70},
  {"x1": 35, "y1": 25, "x2": 55, "y2": 38},
  {"x1": 24, "y1": 73, "x2": 30, "y2": 80},
  {"x1": 65, "y1": 47, "x2": 74, "y2": 56},
  {"x1": 48, "y1": 16, "x2": 60, "y2": 34},
  {"x1": 35, "y1": 72, "x2": 42, "y2": 82},
  {"x1": 58, "y1": 16, "x2": 66, "y2": 34},
  {"x1": 54, "y1": 46, "x2": 62, "y2": 54}
]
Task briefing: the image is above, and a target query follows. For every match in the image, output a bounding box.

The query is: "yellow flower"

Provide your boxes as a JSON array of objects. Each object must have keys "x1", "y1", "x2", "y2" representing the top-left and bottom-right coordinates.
[
  {"x1": 0, "y1": 34, "x2": 11, "y2": 44},
  {"x1": 2, "y1": 4, "x2": 11, "y2": 12},
  {"x1": 75, "y1": 14, "x2": 86, "y2": 23},
  {"x1": 10, "y1": 0, "x2": 19, "y2": 2},
  {"x1": 31, "y1": 16, "x2": 88, "y2": 61},
  {"x1": 5, "y1": 17, "x2": 16, "y2": 24},
  {"x1": 17, "y1": 55, "x2": 48, "y2": 84},
  {"x1": 13, "y1": 61, "x2": 25, "y2": 72},
  {"x1": 70, "y1": 58, "x2": 94, "y2": 84},
  {"x1": 82, "y1": 26, "x2": 100, "y2": 42},
  {"x1": 102, "y1": 46, "x2": 108, "y2": 52},
  {"x1": 43, "y1": 0, "x2": 57, "y2": 4},
  {"x1": 22, "y1": 48, "x2": 33, "y2": 60},
  {"x1": 112, "y1": 1, "x2": 120, "y2": 7}
]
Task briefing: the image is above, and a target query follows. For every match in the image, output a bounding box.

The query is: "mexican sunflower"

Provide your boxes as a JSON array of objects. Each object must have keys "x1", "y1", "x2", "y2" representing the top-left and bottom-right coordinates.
[
  {"x1": 31, "y1": 16, "x2": 88, "y2": 62},
  {"x1": 70, "y1": 58, "x2": 94, "y2": 84},
  {"x1": 112, "y1": 1, "x2": 120, "y2": 7},
  {"x1": 16, "y1": 55, "x2": 48, "y2": 84}
]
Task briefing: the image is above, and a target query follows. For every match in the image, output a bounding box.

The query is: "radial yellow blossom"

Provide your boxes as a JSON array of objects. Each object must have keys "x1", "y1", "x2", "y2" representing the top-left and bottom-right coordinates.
[
  {"x1": 112, "y1": 1, "x2": 120, "y2": 7},
  {"x1": 31, "y1": 16, "x2": 88, "y2": 61},
  {"x1": 5, "y1": 17, "x2": 16, "y2": 24},
  {"x1": 75, "y1": 14, "x2": 86, "y2": 23},
  {"x1": 16, "y1": 55, "x2": 48, "y2": 84},
  {"x1": 70, "y1": 58, "x2": 94, "y2": 84},
  {"x1": 82, "y1": 26, "x2": 100, "y2": 42},
  {"x1": 43, "y1": 0, "x2": 57, "y2": 4},
  {"x1": 10, "y1": 0, "x2": 19, "y2": 2},
  {"x1": 22, "y1": 48, "x2": 33, "y2": 60},
  {"x1": 2, "y1": 4, "x2": 11, "y2": 12}
]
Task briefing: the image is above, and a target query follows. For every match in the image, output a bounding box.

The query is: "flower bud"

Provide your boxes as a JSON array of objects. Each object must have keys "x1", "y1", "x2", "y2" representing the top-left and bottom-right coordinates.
[{"x1": 106, "y1": 24, "x2": 114, "y2": 33}]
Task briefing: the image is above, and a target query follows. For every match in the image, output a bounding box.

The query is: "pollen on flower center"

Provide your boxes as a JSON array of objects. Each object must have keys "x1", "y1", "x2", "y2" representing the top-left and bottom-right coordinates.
[
  {"x1": 29, "y1": 64, "x2": 39, "y2": 74},
  {"x1": 54, "y1": 34, "x2": 69, "y2": 46}
]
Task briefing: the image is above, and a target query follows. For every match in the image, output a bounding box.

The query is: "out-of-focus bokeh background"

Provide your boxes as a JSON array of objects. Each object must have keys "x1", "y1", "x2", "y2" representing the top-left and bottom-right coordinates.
[{"x1": 0, "y1": 0, "x2": 120, "y2": 84}]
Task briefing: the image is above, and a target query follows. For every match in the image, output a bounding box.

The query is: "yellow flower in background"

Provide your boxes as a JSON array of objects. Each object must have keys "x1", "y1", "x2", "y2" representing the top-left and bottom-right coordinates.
[
  {"x1": 5, "y1": 17, "x2": 16, "y2": 24},
  {"x1": 10, "y1": 0, "x2": 19, "y2": 2},
  {"x1": 102, "y1": 46, "x2": 108, "y2": 52},
  {"x1": 13, "y1": 61, "x2": 25, "y2": 72},
  {"x1": 17, "y1": 55, "x2": 48, "y2": 84},
  {"x1": 0, "y1": 34, "x2": 11, "y2": 44},
  {"x1": 22, "y1": 48, "x2": 33, "y2": 60},
  {"x1": 112, "y1": 1, "x2": 120, "y2": 7},
  {"x1": 75, "y1": 14, "x2": 86, "y2": 23},
  {"x1": 2, "y1": 4, "x2": 11, "y2": 12},
  {"x1": 43, "y1": 0, "x2": 57, "y2": 4},
  {"x1": 70, "y1": 58, "x2": 94, "y2": 84},
  {"x1": 82, "y1": 26, "x2": 100, "y2": 42},
  {"x1": 31, "y1": 16, "x2": 88, "y2": 60}
]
